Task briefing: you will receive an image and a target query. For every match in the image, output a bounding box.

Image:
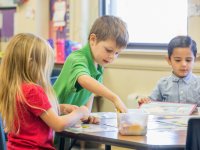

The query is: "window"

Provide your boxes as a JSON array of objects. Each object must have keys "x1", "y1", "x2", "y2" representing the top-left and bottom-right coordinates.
[{"x1": 100, "y1": 0, "x2": 188, "y2": 49}]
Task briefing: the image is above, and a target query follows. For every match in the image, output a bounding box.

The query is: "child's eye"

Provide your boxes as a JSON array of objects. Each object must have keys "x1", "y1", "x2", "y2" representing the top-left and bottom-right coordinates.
[
  {"x1": 105, "y1": 48, "x2": 113, "y2": 53},
  {"x1": 186, "y1": 59, "x2": 192, "y2": 62},
  {"x1": 115, "y1": 52, "x2": 119, "y2": 55},
  {"x1": 174, "y1": 60, "x2": 181, "y2": 62}
]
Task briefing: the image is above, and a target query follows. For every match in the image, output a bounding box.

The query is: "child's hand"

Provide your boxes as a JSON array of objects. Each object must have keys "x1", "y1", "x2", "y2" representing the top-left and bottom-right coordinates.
[
  {"x1": 138, "y1": 97, "x2": 151, "y2": 106},
  {"x1": 114, "y1": 96, "x2": 128, "y2": 113},
  {"x1": 78, "y1": 106, "x2": 90, "y2": 120},
  {"x1": 82, "y1": 116, "x2": 100, "y2": 124},
  {"x1": 60, "y1": 104, "x2": 79, "y2": 114}
]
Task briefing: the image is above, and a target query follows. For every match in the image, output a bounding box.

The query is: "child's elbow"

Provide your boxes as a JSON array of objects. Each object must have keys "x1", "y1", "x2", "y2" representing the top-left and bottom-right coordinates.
[
  {"x1": 54, "y1": 127, "x2": 64, "y2": 132},
  {"x1": 52, "y1": 120, "x2": 74, "y2": 132},
  {"x1": 52, "y1": 120, "x2": 66, "y2": 132},
  {"x1": 52, "y1": 123, "x2": 65, "y2": 132}
]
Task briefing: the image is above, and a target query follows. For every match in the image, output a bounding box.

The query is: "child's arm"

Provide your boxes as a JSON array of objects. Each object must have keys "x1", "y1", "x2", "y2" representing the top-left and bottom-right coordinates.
[
  {"x1": 78, "y1": 75, "x2": 127, "y2": 113},
  {"x1": 137, "y1": 78, "x2": 164, "y2": 106},
  {"x1": 85, "y1": 94, "x2": 94, "y2": 112},
  {"x1": 60, "y1": 102, "x2": 100, "y2": 124},
  {"x1": 40, "y1": 106, "x2": 89, "y2": 132},
  {"x1": 59, "y1": 104, "x2": 79, "y2": 114}
]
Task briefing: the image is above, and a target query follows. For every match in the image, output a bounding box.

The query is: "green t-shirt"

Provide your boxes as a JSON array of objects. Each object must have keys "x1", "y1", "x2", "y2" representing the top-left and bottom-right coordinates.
[{"x1": 53, "y1": 43, "x2": 103, "y2": 106}]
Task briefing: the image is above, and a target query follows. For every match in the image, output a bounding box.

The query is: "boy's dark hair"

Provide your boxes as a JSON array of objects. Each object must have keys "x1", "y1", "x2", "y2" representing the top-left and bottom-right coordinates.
[
  {"x1": 168, "y1": 36, "x2": 197, "y2": 58},
  {"x1": 88, "y1": 15, "x2": 129, "y2": 49}
]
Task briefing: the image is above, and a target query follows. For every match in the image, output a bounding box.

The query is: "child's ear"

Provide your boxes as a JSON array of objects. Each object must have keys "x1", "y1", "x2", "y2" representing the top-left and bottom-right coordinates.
[
  {"x1": 89, "y1": 33, "x2": 97, "y2": 45},
  {"x1": 165, "y1": 55, "x2": 172, "y2": 65}
]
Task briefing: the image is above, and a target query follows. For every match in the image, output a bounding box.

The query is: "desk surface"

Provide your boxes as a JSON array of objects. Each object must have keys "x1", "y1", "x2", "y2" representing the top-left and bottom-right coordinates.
[{"x1": 57, "y1": 113, "x2": 199, "y2": 150}]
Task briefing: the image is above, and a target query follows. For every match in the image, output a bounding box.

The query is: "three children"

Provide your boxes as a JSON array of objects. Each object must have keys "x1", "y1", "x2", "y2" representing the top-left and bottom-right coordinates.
[{"x1": 0, "y1": 14, "x2": 199, "y2": 150}]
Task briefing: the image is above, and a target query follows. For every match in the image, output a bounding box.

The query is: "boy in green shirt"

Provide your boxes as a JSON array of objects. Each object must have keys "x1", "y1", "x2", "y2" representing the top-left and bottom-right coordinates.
[{"x1": 53, "y1": 15, "x2": 129, "y2": 118}]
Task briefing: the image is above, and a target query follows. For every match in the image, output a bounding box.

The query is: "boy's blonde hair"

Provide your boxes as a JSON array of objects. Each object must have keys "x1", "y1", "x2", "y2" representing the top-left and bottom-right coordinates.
[
  {"x1": 0, "y1": 33, "x2": 58, "y2": 133},
  {"x1": 88, "y1": 15, "x2": 129, "y2": 49}
]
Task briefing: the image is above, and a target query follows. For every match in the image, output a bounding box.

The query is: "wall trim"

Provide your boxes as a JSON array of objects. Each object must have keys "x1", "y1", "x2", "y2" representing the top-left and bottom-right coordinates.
[{"x1": 105, "y1": 50, "x2": 200, "y2": 73}]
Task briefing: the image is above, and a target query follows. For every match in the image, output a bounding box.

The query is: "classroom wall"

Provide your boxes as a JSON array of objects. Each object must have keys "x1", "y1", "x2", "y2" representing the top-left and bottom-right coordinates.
[
  {"x1": 0, "y1": 0, "x2": 49, "y2": 51},
  {"x1": 188, "y1": 0, "x2": 200, "y2": 50},
  {"x1": 69, "y1": 0, "x2": 99, "y2": 45},
  {"x1": 16, "y1": 0, "x2": 200, "y2": 112},
  {"x1": 14, "y1": 0, "x2": 49, "y2": 38},
  {"x1": 1, "y1": 0, "x2": 200, "y2": 112}
]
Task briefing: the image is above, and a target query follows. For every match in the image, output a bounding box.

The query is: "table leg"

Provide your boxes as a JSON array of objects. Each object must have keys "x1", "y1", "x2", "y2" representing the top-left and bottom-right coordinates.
[
  {"x1": 68, "y1": 139, "x2": 77, "y2": 150},
  {"x1": 95, "y1": 96, "x2": 102, "y2": 112},
  {"x1": 58, "y1": 137, "x2": 65, "y2": 150},
  {"x1": 105, "y1": 144, "x2": 111, "y2": 150}
]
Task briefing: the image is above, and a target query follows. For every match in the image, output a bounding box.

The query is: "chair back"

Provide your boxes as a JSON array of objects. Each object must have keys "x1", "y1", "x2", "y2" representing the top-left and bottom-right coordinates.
[
  {"x1": 50, "y1": 68, "x2": 61, "y2": 85},
  {"x1": 186, "y1": 118, "x2": 200, "y2": 150},
  {"x1": 0, "y1": 115, "x2": 6, "y2": 150}
]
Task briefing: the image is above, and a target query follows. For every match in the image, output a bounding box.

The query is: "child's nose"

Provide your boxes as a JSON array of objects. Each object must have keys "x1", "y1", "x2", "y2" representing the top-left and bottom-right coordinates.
[
  {"x1": 181, "y1": 61, "x2": 187, "y2": 66},
  {"x1": 108, "y1": 53, "x2": 114, "y2": 59}
]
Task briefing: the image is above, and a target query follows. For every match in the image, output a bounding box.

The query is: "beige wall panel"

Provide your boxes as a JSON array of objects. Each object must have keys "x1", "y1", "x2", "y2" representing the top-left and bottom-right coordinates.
[
  {"x1": 69, "y1": 0, "x2": 99, "y2": 44},
  {"x1": 188, "y1": 16, "x2": 200, "y2": 51},
  {"x1": 14, "y1": 0, "x2": 36, "y2": 34},
  {"x1": 14, "y1": 0, "x2": 49, "y2": 38}
]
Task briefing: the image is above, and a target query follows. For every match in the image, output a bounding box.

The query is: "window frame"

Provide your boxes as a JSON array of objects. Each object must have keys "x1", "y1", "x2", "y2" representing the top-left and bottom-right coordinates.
[{"x1": 99, "y1": 0, "x2": 188, "y2": 50}]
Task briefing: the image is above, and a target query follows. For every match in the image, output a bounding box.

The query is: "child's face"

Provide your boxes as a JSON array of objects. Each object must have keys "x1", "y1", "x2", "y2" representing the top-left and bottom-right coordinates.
[
  {"x1": 167, "y1": 47, "x2": 195, "y2": 78},
  {"x1": 90, "y1": 35, "x2": 123, "y2": 66}
]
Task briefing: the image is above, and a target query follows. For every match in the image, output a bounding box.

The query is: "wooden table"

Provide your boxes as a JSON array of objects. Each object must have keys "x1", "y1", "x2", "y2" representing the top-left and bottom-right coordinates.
[{"x1": 56, "y1": 113, "x2": 190, "y2": 150}]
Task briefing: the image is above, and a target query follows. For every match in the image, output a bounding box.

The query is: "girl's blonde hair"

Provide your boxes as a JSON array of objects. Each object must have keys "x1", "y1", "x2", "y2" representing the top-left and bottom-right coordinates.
[{"x1": 0, "y1": 33, "x2": 58, "y2": 133}]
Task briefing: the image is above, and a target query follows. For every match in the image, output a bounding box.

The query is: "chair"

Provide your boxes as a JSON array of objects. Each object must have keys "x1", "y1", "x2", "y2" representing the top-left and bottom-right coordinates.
[
  {"x1": 0, "y1": 115, "x2": 6, "y2": 150},
  {"x1": 50, "y1": 76, "x2": 58, "y2": 85},
  {"x1": 185, "y1": 118, "x2": 200, "y2": 150},
  {"x1": 51, "y1": 68, "x2": 61, "y2": 77},
  {"x1": 50, "y1": 68, "x2": 61, "y2": 85}
]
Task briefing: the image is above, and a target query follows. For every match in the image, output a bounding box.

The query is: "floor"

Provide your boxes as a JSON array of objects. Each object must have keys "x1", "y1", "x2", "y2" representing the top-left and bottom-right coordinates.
[
  {"x1": 70, "y1": 141, "x2": 133, "y2": 150},
  {"x1": 71, "y1": 146, "x2": 133, "y2": 150}
]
